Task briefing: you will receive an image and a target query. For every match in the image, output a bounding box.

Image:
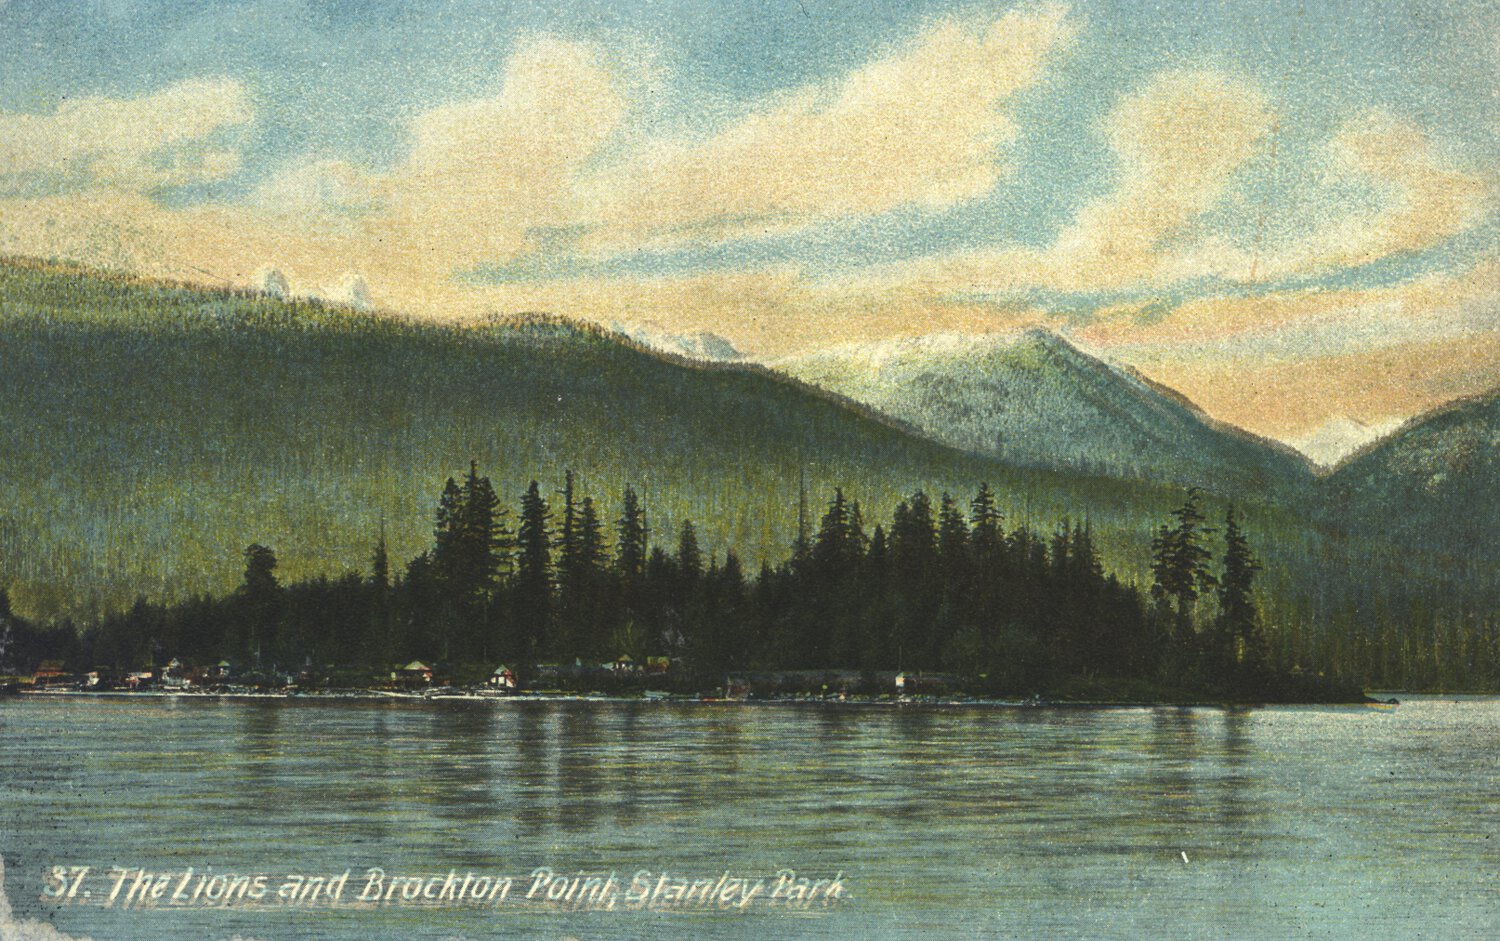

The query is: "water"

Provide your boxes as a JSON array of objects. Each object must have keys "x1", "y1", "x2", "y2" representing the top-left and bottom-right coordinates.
[{"x1": 1, "y1": 696, "x2": 1496, "y2": 940}]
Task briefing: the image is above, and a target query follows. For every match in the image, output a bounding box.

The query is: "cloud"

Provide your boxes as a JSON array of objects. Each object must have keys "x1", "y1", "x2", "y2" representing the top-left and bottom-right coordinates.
[
  {"x1": 1068, "y1": 255, "x2": 1500, "y2": 436},
  {"x1": 249, "y1": 159, "x2": 385, "y2": 232},
  {"x1": 1076, "y1": 254, "x2": 1500, "y2": 358},
  {"x1": 1051, "y1": 69, "x2": 1273, "y2": 286},
  {"x1": 0, "y1": 79, "x2": 251, "y2": 195},
  {"x1": 1262, "y1": 109, "x2": 1493, "y2": 276},
  {"x1": 581, "y1": 4, "x2": 1074, "y2": 248},
  {"x1": 874, "y1": 69, "x2": 1273, "y2": 295},
  {"x1": 384, "y1": 35, "x2": 627, "y2": 266},
  {"x1": 236, "y1": 9, "x2": 1074, "y2": 275}
]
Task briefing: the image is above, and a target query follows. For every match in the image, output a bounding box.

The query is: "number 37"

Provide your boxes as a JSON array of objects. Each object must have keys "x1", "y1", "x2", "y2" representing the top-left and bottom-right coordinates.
[{"x1": 43, "y1": 866, "x2": 90, "y2": 899}]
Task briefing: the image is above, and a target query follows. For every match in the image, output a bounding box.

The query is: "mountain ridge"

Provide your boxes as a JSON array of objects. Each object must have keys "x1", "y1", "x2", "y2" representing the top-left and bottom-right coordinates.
[
  {"x1": 775, "y1": 328, "x2": 1315, "y2": 494},
  {"x1": 0, "y1": 256, "x2": 1208, "y2": 617}
]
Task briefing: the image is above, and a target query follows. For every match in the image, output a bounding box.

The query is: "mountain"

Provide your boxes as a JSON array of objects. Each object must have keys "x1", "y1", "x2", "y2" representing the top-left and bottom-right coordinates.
[
  {"x1": 2, "y1": 257, "x2": 1497, "y2": 688},
  {"x1": 611, "y1": 322, "x2": 744, "y2": 361},
  {"x1": 1322, "y1": 387, "x2": 1500, "y2": 561},
  {"x1": 775, "y1": 329, "x2": 1313, "y2": 494},
  {"x1": 0, "y1": 258, "x2": 1197, "y2": 617},
  {"x1": 1291, "y1": 416, "x2": 1404, "y2": 469}
]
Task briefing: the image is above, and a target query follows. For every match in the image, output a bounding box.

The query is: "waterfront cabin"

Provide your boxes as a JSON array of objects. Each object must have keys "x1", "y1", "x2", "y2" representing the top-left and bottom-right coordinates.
[
  {"x1": 488, "y1": 665, "x2": 517, "y2": 690},
  {"x1": 83, "y1": 669, "x2": 123, "y2": 690},
  {"x1": 161, "y1": 658, "x2": 191, "y2": 690},
  {"x1": 33, "y1": 661, "x2": 80, "y2": 690},
  {"x1": 895, "y1": 672, "x2": 909, "y2": 695},
  {"x1": 392, "y1": 660, "x2": 434, "y2": 688},
  {"x1": 607, "y1": 654, "x2": 639, "y2": 673}
]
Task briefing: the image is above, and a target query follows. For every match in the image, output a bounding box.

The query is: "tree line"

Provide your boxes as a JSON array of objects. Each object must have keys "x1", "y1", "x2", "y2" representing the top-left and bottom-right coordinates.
[{"x1": 2, "y1": 467, "x2": 1352, "y2": 698}]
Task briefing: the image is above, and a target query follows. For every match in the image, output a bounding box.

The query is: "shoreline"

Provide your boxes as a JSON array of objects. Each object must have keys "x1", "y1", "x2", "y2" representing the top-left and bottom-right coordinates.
[{"x1": 5, "y1": 687, "x2": 1408, "y2": 708}]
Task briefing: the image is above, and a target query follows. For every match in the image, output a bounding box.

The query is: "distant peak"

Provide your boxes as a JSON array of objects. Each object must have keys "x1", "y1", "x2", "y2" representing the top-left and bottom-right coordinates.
[
  {"x1": 613, "y1": 321, "x2": 744, "y2": 361},
  {"x1": 1016, "y1": 327, "x2": 1093, "y2": 360},
  {"x1": 1291, "y1": 415, "x2": 1405, "y2": 468}
]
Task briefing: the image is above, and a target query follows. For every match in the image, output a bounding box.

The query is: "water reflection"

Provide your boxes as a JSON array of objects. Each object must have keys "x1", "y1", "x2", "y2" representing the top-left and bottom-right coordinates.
[
  {"x1": 557, "y1": 704, "x2": 601, "y2": 834},
  {"x1": 510, "y1": 701, "x2": 554, "y2": 840},
  {"x1": 7, "y1": 697, "x2": 1494, "y2": 941},
  {"x1": 1215, "y1": 708, "x2": 1259, "y2": 836}
]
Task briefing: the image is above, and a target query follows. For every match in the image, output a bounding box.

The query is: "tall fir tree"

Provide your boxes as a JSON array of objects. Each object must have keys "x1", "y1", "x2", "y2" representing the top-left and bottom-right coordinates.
[
  {"x1": 1151, "y1": 488, "x2": 1218, "y2": 647},
  {"x1": 615, "y1": 486, "x2": 649, "y2": 620},
  {"x1": 513, "y1": 481, "x2": 553, "y2": 660},
  {"x1": 1215, "y1": 505, "x2": 1265, "y2": 677},
  {"x1": 678, "y1": 520, "x2": 703, "y2": 581}
]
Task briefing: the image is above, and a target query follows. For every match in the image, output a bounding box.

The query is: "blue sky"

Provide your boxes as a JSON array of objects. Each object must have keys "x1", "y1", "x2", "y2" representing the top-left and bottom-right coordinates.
[{"x1": 1, "y1": 0, "x2": 1496, "y2": 440}]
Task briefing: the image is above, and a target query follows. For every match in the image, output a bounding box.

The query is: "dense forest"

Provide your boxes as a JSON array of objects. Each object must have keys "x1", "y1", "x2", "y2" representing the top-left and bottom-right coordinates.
[
  {"x1": 1, "y1": 466, "x2": 1378, "y2": 701},
  {"x1": 4, "y1": 259, "x2": 1498, "y2": 694}
]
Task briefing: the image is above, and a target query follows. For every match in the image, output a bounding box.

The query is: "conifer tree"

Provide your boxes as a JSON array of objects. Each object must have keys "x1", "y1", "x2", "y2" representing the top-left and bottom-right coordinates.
[
  {"x1": 678, "y1": 520, "x2": 703, "y2": 581},
  {"x1": 615, "y1": 485, "x2": 649, "y2": 584},
  {"x1": 514, "y1": 481, "x2": 553, "y2": 659},
  {"x1": 237, "y1": 544, "x2": 280, "y2": 668},
  {"x1": 557, "y1": 482, "x2": 610, "y2": 658},
  {"x1": 969, "y1": 483, "x2": 1003, "y2": 560},
  {"x1": 368, "y1": 526, "x2": 393, "y2": 665},
  {"x1": 889, "y1": 490, "x2": 939, "y2": 666},
  {"x1": 1151, "y1": 488, "x2": 1218, "y2": 646},
  {"x1": 557, "y1": 470, "x2": 578, "y2": 577},
  {"x1": 1215, "y1": 505, "x2": 1265, "y2": 674}
]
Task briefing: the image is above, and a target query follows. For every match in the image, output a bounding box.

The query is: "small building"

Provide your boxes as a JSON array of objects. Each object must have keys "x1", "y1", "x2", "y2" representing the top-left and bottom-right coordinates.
[
  {"x1": 33, "y1": 660, "x2": 66, "y2": 683},
  {"x1": 208, "y1": 660, "x2": 233, "y2": 681},
  {"x1": 392, "y1": 660, "x2": 434, "y2": 687},
  {"x1": 488, "y1": 665, "x2": 517, "y2": 690},
  {"x1": 645, "y1": 656, "x2": 671, "y2": 675},
  {"x1": 607, "y1": 655, "x2": 638, "y2": 673},
  {"x1": 895, "y1": 672, "x2": 910, "y2": 695},
  {"x1": 161, "y1": 658, "x2": 191, "y2": 690}
]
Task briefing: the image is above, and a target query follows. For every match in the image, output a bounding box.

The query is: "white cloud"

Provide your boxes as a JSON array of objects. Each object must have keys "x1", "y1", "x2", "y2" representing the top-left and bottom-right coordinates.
[
  {"x1": 0, "y1": 79, "x2": 251, "y2": 193},
  {"x1": 872, "y1": 69, "x2": 1272, "y2": 295},
  {"x1": 250, "y1": 159, "x2": 385, "y2": 231},
  {"x1": 582, "y1": 5, "x2": 1074, "y2": 248},
  {"x1": 384, "y1": 35, "x2": 627, "y2": 265},
  {"x1": 1263, "y1": 109, "x2": 1493, "y2": 275}
]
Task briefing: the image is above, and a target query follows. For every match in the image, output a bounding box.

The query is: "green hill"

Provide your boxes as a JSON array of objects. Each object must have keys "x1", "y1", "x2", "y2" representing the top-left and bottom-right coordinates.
[
  {"x1": 1322, "y1": 387, "x2": 1500, "y2": 562},
  {"x1": 775, "y1": 329, "x2": 1314, "y2": 494},
  {"x1": 0, "y1": 258, "x2": 1206, "y2": 618}
]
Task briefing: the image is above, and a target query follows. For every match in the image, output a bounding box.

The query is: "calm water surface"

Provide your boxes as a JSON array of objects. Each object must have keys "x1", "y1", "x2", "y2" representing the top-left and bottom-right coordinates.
[{"x1": 1, "y1": 696, "x2": 1496, "y2": 940}]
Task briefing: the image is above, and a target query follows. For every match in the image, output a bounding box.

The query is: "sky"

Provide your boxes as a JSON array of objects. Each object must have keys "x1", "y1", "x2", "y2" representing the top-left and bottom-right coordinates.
[{"x1": 0, "y1": 0, "x2": 1496, "y2": 447}]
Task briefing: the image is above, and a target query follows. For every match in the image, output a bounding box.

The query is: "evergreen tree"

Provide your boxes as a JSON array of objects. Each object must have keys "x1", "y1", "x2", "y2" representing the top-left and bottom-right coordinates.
[
  {"x1": 1215, "y1": 505, "x2": 1265, "y2": 676},
  {"x1": 807, "y1": 488, "x2": 868, "y2": 665},
  {"x1": 889, "y1": 491, "x2": 939, "y2": 667},
  {"x1": 459, "y1": 462, "x2": 510, "y2": 587},
  {"x1": 969, "y1": 483, "x2": 1003, "y2": 560},
  {"x1": 937, "y1": 492, "x2": 972, "y2": 648},
  {"x1": 370, "y1": 528, "x2": 390, "y2": 592},
  {"x1": 678, "y1": 520, "x2": 703, "y2": 581},
  {"x1": 432, "y1": 477, "x2": 463, "y2": 574},
  {"x1": 557, "y1": 484, "x2": 612, "y2": 660},
  {"x1": 513, "y1": 481, "x2": 553, "y2": 659},
  {"x1": 792, "y1": 467, "x2": 812, "y2": 564},
  {"x1": 615, "y1": 486, "x2": 649, "y2": 579},
  {"x1": 559, "y1": 470, "x2": 578, "y2": 566},
  {"x1": 1151, "y1": 488, "x2": 1218, "y2": 647},
  {"x1": 368, "y1": 526, "x2": 393, "y2": 665},
  {"x1": 615, "y1": 486, "x2": 649, "y2": 625},
  {"x1": 237, "y1": 544, "x2": 280, "y2": 668}
]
